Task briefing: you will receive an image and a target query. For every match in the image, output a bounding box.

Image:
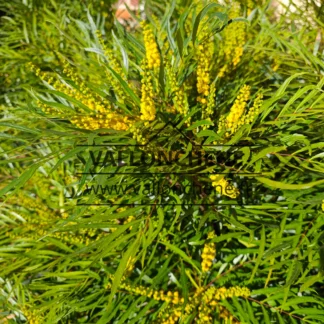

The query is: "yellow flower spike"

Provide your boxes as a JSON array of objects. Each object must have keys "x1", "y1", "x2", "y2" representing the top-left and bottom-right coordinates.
[
  {"x1": 165, "y1": 59, "x2": 189, "y2": 117},
  {"x1": 140, "y1": 60, "x2": 156, "y2": 121},
  {"x1": 242, "y1": 92, "x2": 263, "y2": 126},
  {"x1": 196, "y1": 16, "x2": 214, "y2": 106},
  {"x1": 30, "y1": 62, "x2": 136, "y2": 132},
  {"x1": 141, "y1": 22, "x2": 160, "y2": 70},
  {"x1": 218, "y1": 2, "x2": 246, "y2": 77},
  {"x1": 107, "y1": 273, "x2": 250, "y2": 323},
  {"x1": 322, "y1": 200, "x2": 324, "y2": 211},
  {"x1": 21, "y1": 306, "x2": 43, "y2": 324},
  {"x1": 96, "y1": 31, "x2": 127, "y2": 103},
  {"x1": 202, "y1": 83, "x2": 216, "y2": 127},
  {"x1": 247, "y1": 0, "x2": 254, "y2": 16},
  {"x1": 217, "y1": 84, "x2": 251, "y2": 137},
  {"x1": 201, "y1": 232, "x2": 216, "y2": 273},
  {"x1": 196, "y1": 27, "x2": 213, "y2": 104}
]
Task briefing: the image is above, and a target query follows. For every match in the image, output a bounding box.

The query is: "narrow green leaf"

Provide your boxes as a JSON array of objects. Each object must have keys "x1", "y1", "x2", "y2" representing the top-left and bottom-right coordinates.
[{"x1": 158, "y1": 241, "x2": 201, "y2": 273}]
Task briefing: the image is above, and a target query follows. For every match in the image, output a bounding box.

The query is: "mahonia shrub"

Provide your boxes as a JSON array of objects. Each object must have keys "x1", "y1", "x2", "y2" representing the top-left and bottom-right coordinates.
[{"x1": 1, "y1": 0, "x2": 324, "y2": 323}]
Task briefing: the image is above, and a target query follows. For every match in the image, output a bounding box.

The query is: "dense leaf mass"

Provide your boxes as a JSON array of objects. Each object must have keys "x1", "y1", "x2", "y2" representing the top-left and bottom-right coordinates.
[{"x1": 0, "y1": 0, "x2": 324, "y2": 323}]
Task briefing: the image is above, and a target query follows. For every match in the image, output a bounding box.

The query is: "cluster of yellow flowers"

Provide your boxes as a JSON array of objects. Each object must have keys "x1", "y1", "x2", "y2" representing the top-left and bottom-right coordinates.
[
  {"x1": 181, "y1": 5, "x2": 216, "y2": 125},
  {"x1": 204, "y1": 286, "x2": 251, "y2": 302},
  {"x1": 218, "y1": 3, "x2": 246, "y2": 78},
  {"x1": 196, "y1": 304, "x2": 213, "y2": 323},
  {"x1": 107, "y1": 208, "x2": 138, "y2": 234},
  {"x1": 96, "y1": 30, "x2": 127, "y2": 103},
  {"x1": 123, "y1": 215, "x2": 136, "y2": 231},
  {"x1": 5, "y1": 192, "x2": 106, "y2": 245},
  {"x1": 29, "y1": 62, "x2": 133, "y2": 131},
  {"x1": 196, "y1": 28, "x2": 214, "y2": 104},
  {"x1": 5, "y1": 193, "x2": 57, "y2": 240},
  {"x1": 37, "y1": 100, "x2": 62, "y2": 116},
  {"x1": 62, "y1": 61, "x2": 88, "y2": 90},
  {"x1": 229, "y1": 3, "x2": 246, "y2": 66},
  {"x1": 322, "y1": 200, "x2": 324, "y2": 211},
  {"x1": 218, "y1": 84, "x2": 251, "y2": 135},
  {"x1": 241, "y1": 92, "x2": 263, "y2": 125},
  {"x1": 246, "y1": 0, "x2": 254, "y2": 16},
  {"x1": 140, "y1": 60, "x2": 156, "y2": 121},
  {"x1": 201, "y1": 232, "x2": 216, "y2": 272},
  {"x1": 70, "y1": 112, "x2": 132, "y2": 131},
  {"x1": 118, "y1": 215, "x2": 136, "y2": 236},
  {"x1": 220, "y1": 85, "x2": 251, "y2": 134},
  {"x1": 106, "y1": 280, "x2": 184, "y2": 304},
  {"x1": 139, "y1": 22, "x2": 161, "y2": 121},
  {"x1": 194, "y1": 286, "x2": 251, "y2": 323},
  {"x1": 21, "y1": 306, "x2": 43, "y2": 324},
  {"x1": 141, "y1": 22, "x2": 161, "y2": 70},
  {"x1": 130, "y1": 124, "x2": 147, "y2": 144},
  {"x1": 272, "y1": 57, "x2": 280, "y2": 72},
  {"x1": 160, "y1": 311, "x2": 181, "y2": 324},
  {"x1": 50, "y1": 228, "x2": 106, "y2": 246},
  {"x1": 106, "y1": 275, "x2": 250, "y2": 323},
  {"x1": 217, "y1": 85, "x2": 263, "y2": 137},
  {"x1": 29, "y1": 62, "x2": 111, "y2": 113},
  {"x1": 210, "y1": 175, "x2": 240, "y2": 199},
  {"x1": 206, "y1": 83, "x2": 216, "y2": 116},
  {"x1": 165, "y1": 60, "x2": 189, "y2": 116},
  {"x1": 124, "y1": 215, "x2": 135, "y2": 224},
  {"x1": 202, "y1": 82, "x2": 216, "y2": 129}
]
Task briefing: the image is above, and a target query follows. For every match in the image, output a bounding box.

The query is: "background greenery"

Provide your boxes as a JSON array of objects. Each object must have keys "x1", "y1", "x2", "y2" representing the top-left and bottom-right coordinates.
[{"x1": 0, "y1": 0, "x2": 324, "y2": 323}]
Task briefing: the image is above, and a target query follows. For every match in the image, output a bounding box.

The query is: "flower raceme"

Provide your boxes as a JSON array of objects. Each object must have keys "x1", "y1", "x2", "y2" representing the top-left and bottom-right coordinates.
[
  {"x1": 106, "y1": 232, "x2": 248, "y2": 322},
  {"x1": 139, "y1": 22, "x2": 161, "y2": 121},
  {"x1": 29, "y1": 62, "x2": 112, "y2": 114},
  {"x1": 222, "y1": 84, "x2": 251, "y2": 135},
  {"x1": 21, "y1": 307, "x2": 43, "y2": 324},
  {"x1": 71, "y1": 112, "x2": 132, "y2": 131},
  {"x1": 141, "y1": 22, "x2": 161, "y2": 70},
  {"x1": 202, "y1": 82, "x2": 216, "y2": 129},
  {"x1": 217, "y1": 84, "x2": 263, "y2": 138},
  {"x1": 201, "y1": 243, "x2": 216, "y2": 272},
  {"x1": 140, "y1": 60, "x2": 156, "y2": 121},
  {"x1": 29, "y1": 19, "x2": 259, "y2": 142},
  {"x1": 165, "y1": 59, "x2": 189, "y2": 116},
  {"x1": 196, "y1": 28, "x2": 214, "y2": 104},
  {"x1": 201, "y1": 231, "x2": 217, "y2": 272},
  {"x1": 241, "y1": 92, "x2": 263, "y2": 125},
  {"x1": 5, "y1": 190, "x2": 107, "y2": 245},
  {"x1": 96, "y1": 30, "x2": 128, "y2": 104},
  {"x1": 28, "y1": 62, "x2": 133, "y2": 131},
  {"x1": 196, "y1": 22, "x2": 215, "y2": 129},
  {"x1": 106, "y1": 276, "x2": 250, "y2": 323},
  {"x1": 218, "y1": 2, "x2": 246, "y2": 78}
]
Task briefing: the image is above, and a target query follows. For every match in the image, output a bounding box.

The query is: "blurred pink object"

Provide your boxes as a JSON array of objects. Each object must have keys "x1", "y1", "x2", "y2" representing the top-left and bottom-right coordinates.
[{"x1": 116, "y1": 0, "x2": 140, "y2": 22}]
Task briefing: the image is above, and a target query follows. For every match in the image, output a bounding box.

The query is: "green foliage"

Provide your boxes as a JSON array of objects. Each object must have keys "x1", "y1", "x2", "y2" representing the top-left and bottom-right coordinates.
[{"x1": 1, "y1": 0, "x2": 324, "y2": 323}]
